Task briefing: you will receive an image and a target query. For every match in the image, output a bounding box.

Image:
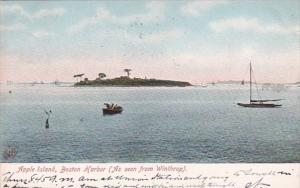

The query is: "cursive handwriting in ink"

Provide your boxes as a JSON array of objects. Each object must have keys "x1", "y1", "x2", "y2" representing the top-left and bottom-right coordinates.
[
  {"x1": 80, "y1": 184, "x2": 99, "y2": 188},
  {"x1": 115, "y1": 175, "x2": 149, "y2": 181},
  {"x1": 277, "y1": 171, "x2": 292, "y2": 175},
  {"x1": 30, "y1": 173, "x2": 58, "y2": 183},
  {"x1": 78, "y1": 176, "x2": 97, "y2": 182},
  {"x1": 3, "y1": 172, "x2": 30, "y2": 185},
  {"x1": 2, "y1": 165, "x2": 297, "y2": 188},
  {"x1": 245, "y1": 178, "x2": 270, "y2": 188},
  {"x1": 233, "y1": 169, "x2": 276, "y2": 176}
]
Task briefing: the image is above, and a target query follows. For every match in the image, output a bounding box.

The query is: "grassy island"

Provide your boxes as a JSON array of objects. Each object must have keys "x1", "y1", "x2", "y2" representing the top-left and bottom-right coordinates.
[{"x1": 74, "y1": 76, "x2": 192, "y2": 87}]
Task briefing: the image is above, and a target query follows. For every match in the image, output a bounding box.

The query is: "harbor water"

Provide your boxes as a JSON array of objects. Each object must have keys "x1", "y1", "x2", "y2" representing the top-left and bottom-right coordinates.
[{"x1": 0, "y1": 84, "x2": 299, "y2": 163}]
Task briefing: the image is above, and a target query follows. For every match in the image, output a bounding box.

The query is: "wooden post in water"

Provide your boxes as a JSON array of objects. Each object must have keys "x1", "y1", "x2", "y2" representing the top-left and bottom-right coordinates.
[
  {"x1": 250, "y1": 62, "x2": 252, "y2": 103},
  {"x1": 45, "y1": 118, "x2": 49, "y2": 129}
]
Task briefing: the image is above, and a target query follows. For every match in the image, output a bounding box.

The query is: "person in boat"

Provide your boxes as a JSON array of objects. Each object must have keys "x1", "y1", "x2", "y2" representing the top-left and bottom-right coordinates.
[
  {"x1": 104, "y1": 103, "x2": 121, "y2": 110},
  {"x1": 112, "y1": 103, "x2": 118, "y2": 109},
  {"x1": 104, "y1": 103, "x2": 111, "y2": 109}
]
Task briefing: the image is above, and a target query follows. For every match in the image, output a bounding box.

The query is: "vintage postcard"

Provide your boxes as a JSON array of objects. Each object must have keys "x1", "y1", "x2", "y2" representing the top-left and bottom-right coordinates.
[{"x1": 0, "y1": 0, "x2": 299, "y2": 187}]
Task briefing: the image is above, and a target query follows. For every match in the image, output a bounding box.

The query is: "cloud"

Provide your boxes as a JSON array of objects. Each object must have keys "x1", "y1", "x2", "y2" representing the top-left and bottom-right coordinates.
[
  {"x1": 0, "y1": 4, "x2": 28, "y2": 17},
  {"x1": 69, "y1": 7, "x2": 111, "y2": 33},
  {"x1": 210, "y1": 17, "x2": 299, "y2": 35},
  {"x1": 167, "y1": 47, "x2": 300, "y2": 83},
  {"x1": 0, "y1": 4, "x2": 65, "y2": 20},
  {"x1": 117, "y1": 1, "x2": 165, "y2": 24},
  {"x1": 128, "y1": 29, "x2": 183, "y2": 44},
  {"x1": 1, "y1": 45, "x2": 299, "y2": 83},
  {"x1": 69, "y1": 1, "x2": 165, "y2": 33},
  {"x1": 181, "y1": 1, "x2": 227, "y2": 17},
  {"x1": 30, "y1": 8, "x2": 65, "y2": 20},
  {"x1": 32, "y1": 31, "x2": 55, "y2": 38},
  {"x1": 0, "y1": 23, "x2": 26, "y2": 31},
  {"x1": 95, "y1": 28, "x2": 183, "y2": 44},
  {"x1": 141, "y1": 29, "x2": 183, "y2": 43}
]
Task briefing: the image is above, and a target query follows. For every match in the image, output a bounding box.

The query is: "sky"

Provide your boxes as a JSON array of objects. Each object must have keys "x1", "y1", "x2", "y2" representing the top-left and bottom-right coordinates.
[{"x1": 0, "y1": 0, "x2": 299, "y2": 84}]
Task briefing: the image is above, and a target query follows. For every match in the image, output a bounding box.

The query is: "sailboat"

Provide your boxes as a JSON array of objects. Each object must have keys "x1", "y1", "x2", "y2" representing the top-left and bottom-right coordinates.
[{"x1": 237, "y1": 62, "x2": 282, "y2": 108}]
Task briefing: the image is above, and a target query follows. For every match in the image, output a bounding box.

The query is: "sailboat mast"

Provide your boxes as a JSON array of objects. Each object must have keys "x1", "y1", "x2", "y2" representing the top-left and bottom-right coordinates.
[{"x1": 250, "y1": 62, "x2": 252, "y2": 102}]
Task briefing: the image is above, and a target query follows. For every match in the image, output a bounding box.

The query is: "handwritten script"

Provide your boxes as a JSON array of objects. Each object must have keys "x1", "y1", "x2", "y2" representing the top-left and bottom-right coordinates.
[{"x1": 0, "y1": 164, "x2": 298, "y2": 188}]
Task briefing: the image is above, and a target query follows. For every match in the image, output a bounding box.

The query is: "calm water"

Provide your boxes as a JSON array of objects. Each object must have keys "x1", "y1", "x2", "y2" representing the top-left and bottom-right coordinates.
[{"x1": 0, "y1": 84, "x2": 299, "y2": 163}]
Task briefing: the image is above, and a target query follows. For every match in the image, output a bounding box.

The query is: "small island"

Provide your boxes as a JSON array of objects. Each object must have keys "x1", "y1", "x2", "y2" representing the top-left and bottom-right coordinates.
[{"x1": 74, "y1": 69, "x2": 192, "y2": 87}]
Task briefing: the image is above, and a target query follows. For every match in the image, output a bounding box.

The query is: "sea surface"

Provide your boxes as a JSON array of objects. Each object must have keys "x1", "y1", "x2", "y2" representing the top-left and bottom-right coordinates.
[{"x1": 0, "y1": 84, "x2": 299, "y2": 163}]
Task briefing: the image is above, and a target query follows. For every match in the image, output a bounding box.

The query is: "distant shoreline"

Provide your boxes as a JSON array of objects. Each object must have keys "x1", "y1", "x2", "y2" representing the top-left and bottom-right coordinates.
[{"x1": 1, "y1": 80, "x2": 299, "y2": 86}]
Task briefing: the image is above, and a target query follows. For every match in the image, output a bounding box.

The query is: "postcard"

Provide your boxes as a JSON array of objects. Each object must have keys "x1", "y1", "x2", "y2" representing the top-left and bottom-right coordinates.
[{"x1": 0, "y1": 1, "x2": 299, "y2": 188}]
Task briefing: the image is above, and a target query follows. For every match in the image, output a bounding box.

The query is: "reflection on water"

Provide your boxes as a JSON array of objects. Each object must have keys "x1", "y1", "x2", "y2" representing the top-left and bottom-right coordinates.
[{"x1": 0, "y1": 84, "x2": 299, "y2": 162}]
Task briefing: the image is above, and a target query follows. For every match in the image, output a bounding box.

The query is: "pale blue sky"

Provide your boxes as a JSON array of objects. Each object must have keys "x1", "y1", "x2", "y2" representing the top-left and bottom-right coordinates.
[{"x1": 0, "y1": 0, "x2": 299, "y2": 83}]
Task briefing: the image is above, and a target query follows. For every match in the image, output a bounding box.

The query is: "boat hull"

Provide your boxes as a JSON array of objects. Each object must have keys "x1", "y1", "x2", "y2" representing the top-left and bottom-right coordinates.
[
  {"x1": 102, "y1": 108, "x2": 123, "y2": 115},
  {"x1": 237, "y1": 103, "x2": 282, "y2": 108}
]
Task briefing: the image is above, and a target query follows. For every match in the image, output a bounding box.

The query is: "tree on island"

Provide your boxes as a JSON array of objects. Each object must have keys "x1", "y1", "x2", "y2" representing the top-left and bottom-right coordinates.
[
  {"x1": 98, "y1": 73, "x2": 106, "y2": 80},
  {"x1": 124, "y1": 69, "x2": 132, "y2": 78},
  {"x1": 73, "y1": 73, "x2": 84, "y2": 82}
]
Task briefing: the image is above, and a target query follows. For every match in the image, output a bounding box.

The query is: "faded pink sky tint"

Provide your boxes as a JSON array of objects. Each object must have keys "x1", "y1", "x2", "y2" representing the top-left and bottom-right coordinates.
[{"x1": 0, "y1": 1, "x2": 299, "y2": 84}]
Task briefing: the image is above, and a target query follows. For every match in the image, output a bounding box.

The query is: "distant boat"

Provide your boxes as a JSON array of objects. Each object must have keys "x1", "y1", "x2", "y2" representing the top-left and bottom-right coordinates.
[
  {"x1": 199, "y1": 84, "x2": 208, "y2": 88},
  {"x1": 6, "y1": 80, "x2": 13, "y2": 85},
  {"x1": 241, "y1": 80, "x2": 245, "y2": 85},
  {"x1": 237, "y1": 62, "x2": 282, "y2": 108},
  {"x1": 54, "y1": 80, "x2": 60, "y2": 85},
  {"x1": 103, "y1": 103, "x2": 123, "y2": 115}
]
